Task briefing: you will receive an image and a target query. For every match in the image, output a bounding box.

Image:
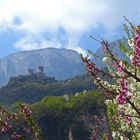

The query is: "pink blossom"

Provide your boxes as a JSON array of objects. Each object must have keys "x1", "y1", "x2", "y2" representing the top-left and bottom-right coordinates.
[
  {"x1": 116, "y1": 60, "x2": 125, "y2": 73},
  {"x1": 125, "y1": 116, "x2": 132, "y2": 124},
  {"x1": 11, "y1": 132, "x2": 21, "y2": 139},
  {"x1": 87, "y1": 62, "x2": 96, "y2": 74},
  {"x1": 132, "y1": 35, "x2": 140, "y2": 66},
  {"x1": 116, "y1": 95, "x2": 126, "y2": 104}
]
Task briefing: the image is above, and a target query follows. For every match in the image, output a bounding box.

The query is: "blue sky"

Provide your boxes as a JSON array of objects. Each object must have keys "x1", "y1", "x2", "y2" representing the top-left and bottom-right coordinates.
[{"x1": 0, "y1": 0, "x2": 139, "y2": 58}]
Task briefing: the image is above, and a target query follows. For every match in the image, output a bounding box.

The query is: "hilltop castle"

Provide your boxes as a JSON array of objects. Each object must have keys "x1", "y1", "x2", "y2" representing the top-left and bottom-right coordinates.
[
  {"x1": 28, "y1": 66, "x2": 44, "y2": 75},
  {"x1": 10, "y1": 66, "x2": 56, "y2": 83}
]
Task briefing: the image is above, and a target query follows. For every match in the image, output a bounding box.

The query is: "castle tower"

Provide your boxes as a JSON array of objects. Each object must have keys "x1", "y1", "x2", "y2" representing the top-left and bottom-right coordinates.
[
  {"x1": 38, "y1": 66, "x2": 44, "y2": 74},
  {"x1": 28, "y1": 68, "x2": 34, "y2": 75}
]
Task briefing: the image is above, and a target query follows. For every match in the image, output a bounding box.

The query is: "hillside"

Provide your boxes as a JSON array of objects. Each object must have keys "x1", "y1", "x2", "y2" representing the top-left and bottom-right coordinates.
[
  {"x1": 0, "y1": 74, "x2": 97, "y2": 105},
  {"x1": 0, "y1": 91, "x2": 111, "y2": 140}
]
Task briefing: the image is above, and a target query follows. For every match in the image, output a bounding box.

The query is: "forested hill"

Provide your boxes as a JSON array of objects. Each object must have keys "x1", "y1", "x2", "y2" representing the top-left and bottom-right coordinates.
[{"x1": 0, "y1": 74, "x2": 97, "y2": 105}]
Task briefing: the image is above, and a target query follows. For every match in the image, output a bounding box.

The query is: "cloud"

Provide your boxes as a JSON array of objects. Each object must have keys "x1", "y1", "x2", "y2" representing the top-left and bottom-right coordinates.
[
  {"x1": 14, "y1": 34, "x2": 63, "y2": 50},
  {"x1": 0, "y1": 0, "x2": 140, "y2": 53}
]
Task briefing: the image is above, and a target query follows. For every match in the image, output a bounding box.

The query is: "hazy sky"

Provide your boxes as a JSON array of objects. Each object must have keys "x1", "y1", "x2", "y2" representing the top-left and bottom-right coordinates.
[{"x1": 0, "y1": 0, "x2": 140, "y2": 58}]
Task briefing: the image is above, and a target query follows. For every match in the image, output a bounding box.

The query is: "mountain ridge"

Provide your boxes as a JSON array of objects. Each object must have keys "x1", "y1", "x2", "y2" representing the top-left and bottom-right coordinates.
[
  {"x1": 0, "y1": 48, "x2": 86, "y2": 87},
  {"x1": 0, "y1": 38, "x2": 128, "y2": 87}
]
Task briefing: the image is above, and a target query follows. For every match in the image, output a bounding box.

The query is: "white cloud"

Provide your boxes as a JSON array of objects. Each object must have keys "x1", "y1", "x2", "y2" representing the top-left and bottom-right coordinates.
[
  {"x1": 0, "y1": 0, "x2": 140, "y2": 53},
  {"x1": 66, "y1": 38, "x2": 87, "y2": 56},
  {"x1": 14, "y1": 34, "x2": 62, "y2": 50}
]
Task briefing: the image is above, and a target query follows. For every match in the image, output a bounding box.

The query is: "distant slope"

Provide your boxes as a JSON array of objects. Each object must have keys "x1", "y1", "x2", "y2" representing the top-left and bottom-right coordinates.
[
  {"x1": 0, "y1": 74, "x2": 97, "y2": 105},
  {"x1": 92, "y1": 38, "x2": 128, "y2": 67}
]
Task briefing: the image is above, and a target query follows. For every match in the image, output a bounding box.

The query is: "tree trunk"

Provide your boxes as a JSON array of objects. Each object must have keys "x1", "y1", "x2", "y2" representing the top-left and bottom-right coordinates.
[{"x1": 68, "y1": 128, "x2": 73, "y2": 140}]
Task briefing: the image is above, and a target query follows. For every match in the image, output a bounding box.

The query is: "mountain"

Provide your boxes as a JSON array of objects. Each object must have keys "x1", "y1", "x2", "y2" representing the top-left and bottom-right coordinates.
[
  {"x1": 0, "y1": 48, "x2": 86, "y2": 87},
  {"x1": 0, "y1": 38, "x2": 128, "y2": 87}
]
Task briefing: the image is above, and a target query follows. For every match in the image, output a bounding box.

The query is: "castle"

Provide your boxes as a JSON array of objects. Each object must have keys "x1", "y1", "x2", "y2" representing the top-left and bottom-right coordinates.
[
  {"x1": 28, "y1": 66, "x2": 44, "y2": 76},
  {"x1": 10, "y1": 66, "x2": 56, "y2": 83}
]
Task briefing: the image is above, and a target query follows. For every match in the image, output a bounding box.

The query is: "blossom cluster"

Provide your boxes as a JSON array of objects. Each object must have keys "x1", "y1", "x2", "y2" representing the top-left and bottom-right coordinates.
[
  {"x1": 131, "y1": 29, "x2": 140, "y2": 66},
  {"x1": 116, "y1": 79, "x2": 128, "y2": 104},
  {"x1": 0, "y1": 107, "x2": 23, "y2": 140},
  {"x1": 81, "y1": 20, "x2": 140, "y2": 139},
  {"x1": 19, "y1": 104, "x2": 32, "y2": 120},
  {"x1": 0, "y1": 104, "x2": 40, "y2": 140}
]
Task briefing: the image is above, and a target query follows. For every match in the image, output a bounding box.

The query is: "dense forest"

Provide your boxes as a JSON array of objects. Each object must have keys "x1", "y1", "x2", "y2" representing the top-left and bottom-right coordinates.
[
  {"x1": 0, "y1": 91, "x2": 110, "y2": 140},
  {"x1": 0, "y1": 74, "x2": 97, "y2": 105}
]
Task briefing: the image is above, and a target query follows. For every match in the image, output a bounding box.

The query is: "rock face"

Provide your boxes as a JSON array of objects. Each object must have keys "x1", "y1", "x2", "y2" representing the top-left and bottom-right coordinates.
[{"x1": 0, "y1": 48, "x2": 86, "y2": 87}]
